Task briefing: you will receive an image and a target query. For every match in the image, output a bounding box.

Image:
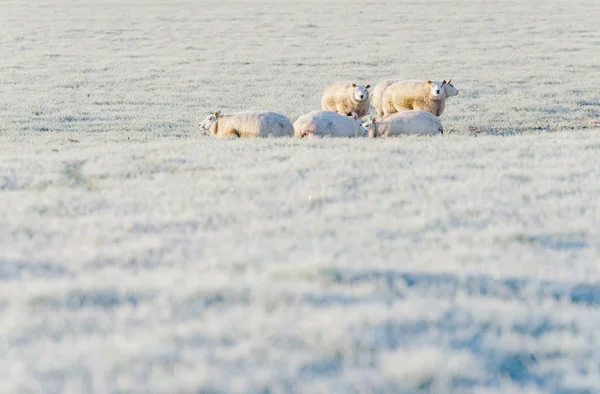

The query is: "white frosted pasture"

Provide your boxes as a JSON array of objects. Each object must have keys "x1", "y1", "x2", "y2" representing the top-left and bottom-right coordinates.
[{"x1": 1, "y1": 0, "x2": 600, "y2": 393}]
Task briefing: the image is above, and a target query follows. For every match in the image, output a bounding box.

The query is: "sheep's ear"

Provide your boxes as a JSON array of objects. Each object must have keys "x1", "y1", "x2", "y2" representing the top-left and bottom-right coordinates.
[
  {"x1": 442, "y1": 80, "x2": 447, "y2": 85},
  {"x1": 214, "y1": 109, "x2": 221, "y2": 117},
  {"x1": 427, "y1": 80, "x2": 432, "y2": 84},
  {"x1": 366, "y1": 84, "x2": 371, "y2": 89},
  {"x1": 352, "y1": 83, "x2": 357, "y2": 88},
  {"x1": 371, "y1": 116, "x2": 376, "y2": 122}
]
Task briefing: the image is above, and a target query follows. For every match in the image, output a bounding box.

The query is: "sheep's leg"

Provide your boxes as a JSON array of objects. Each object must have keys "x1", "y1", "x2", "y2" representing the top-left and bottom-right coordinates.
[
  {"x1": 228, "y1": 129, "x2": 241, "y2": 138},
  {"x1": 333, "y1": 104, "x2": 347, "y2": 116},
  {"x1": 383, "y1": 105, "x2": 396, "y2": 117},
  {"x1": 381, "y1": 103, "x2": 389, "y2": 117}
]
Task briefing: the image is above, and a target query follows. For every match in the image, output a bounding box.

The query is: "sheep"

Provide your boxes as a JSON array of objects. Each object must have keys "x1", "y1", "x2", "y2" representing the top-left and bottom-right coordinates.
[
  {"x1": 381, "y1": 80, "x2": 450, "y2": 117},
  {"x1": 362, "y1": 110, "x2": 443, "y2": 138},
  {"x1": 370, "y1": 79, "x2": 397, "y2": 117},
  {"x1": 372, "y1": 79, "x2": 458, "y2": 117},
  {"x1": 321, "y1": 81, "x2": 371, "y2": 118},
  {"x1": 293, "y1": 110, "x2": 367, "y2": 138},
  {"x1": 198, "y1": 110, "x2": 294, "y2": 138}
]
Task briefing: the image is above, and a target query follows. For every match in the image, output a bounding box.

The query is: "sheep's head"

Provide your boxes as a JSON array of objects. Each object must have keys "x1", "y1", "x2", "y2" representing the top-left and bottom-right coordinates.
[
  {"x1": 427, "y1": 80, "x2": 446, "y2": 99},
  {"x1": 443, "y1": 79, "x2": 459, "y2": 97},
  {"x1": 362, "y1": 116, "x2": 377, "y2": 138},
  {"x1": 198, "y1": 110, "x2": 221, "y2": 133},
  {"x1": 350, "y1": 113, "x2": 369, "y2": 137},
  {"x1": 352, "y1": 83, "x2": 371, "y2": 101}
]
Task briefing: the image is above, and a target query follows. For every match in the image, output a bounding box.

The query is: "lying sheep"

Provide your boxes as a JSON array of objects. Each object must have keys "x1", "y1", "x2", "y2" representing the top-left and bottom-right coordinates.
[
  {"x1": 294, "y1": 110, "x2": 367, "y2": 138},
  {"x1": 198, "y1": 110, "x2": 294, "y2": 138},
  {"x1": 382, "y1": 80, "x2": 448, "y2": 117},
  {"x1": 373, "y1": 79, "x2": 458, "y2": 117},
  {"x1": 362, "y1": 110, "x2": 443, "y2": 138},
  {"x1": 321, "y1": 81, "x2": 371, "y2": 118}
]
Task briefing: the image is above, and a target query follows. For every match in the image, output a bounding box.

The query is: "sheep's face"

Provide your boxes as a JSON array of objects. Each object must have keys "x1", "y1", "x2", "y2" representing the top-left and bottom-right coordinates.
[
  {"x1": 198, "y1": 110, "x2": 221, "y2": 133},
  {"x1": 350, "y1": 113, "x2": 369, "y2": 137},
  {"x1": 352, "y1": 83, "x2": 371, "y2": 101},
  {"x1": 443, "y1": 79, "x2": 459, "y2": 97},
  {"x1": 427, "y1": 81, "x2": 446, "y2": 99},
  {"x1": 362, "y1": 117, "x2": 377, "y2": 137}
]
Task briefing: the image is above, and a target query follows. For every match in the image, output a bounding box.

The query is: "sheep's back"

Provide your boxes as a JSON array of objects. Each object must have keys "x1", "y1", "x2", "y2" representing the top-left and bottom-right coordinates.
[
  {"x1": 256, "y1": 112, "x2": 294, "y2": 137},
  {"x1": 294, "y1": 110, "x2": 360, "y2": 137},
  {"x1": 372, "y1": 80, "x2": 397, "y2": 103},
  {"x1": 386, "y1": 81, "x2": 426, "y2": 101},
  {"x1": 220, "y1": 111, "x2": 293, "y2": 137},
  {"x1": 384, "y1": 110, "x2": 442, "y2": 135}
]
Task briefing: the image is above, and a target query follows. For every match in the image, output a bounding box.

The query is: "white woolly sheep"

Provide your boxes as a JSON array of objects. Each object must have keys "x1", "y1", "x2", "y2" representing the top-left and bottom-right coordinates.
[
  {"x1": 293, "y1": 110, "x2": 367, "y2": 138},
  {"x1": 372, "y1": 78, "x2": 458, "y2": 117},
  {"x1": 370, "y1": 79, "x2": 397, "y2": 117},
  {"x1": 382, "y1": 80, "x2": 448, "y2": 117},
  {"x1": 198, "y1": 110, "x2": 294, "y2": 138},
  {"x1": 321, "y1": 81, "x2": 371, "y2": 118},
  {"x1": 362, "y1": 110, "x2": 443, "y2": 138}
]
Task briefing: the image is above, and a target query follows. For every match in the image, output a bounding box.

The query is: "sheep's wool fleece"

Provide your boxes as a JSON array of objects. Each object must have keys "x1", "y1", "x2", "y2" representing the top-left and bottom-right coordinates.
[
  {"x1": 370, "y1": 110, "x2": 443, "y2": 137},
  {"x1": 371, "y1": 79, "x2": 398, "y2": 116},
  {"x1": 293, "y1": 110, "x2": 364, "y2": 138},
  {"x1": 210, "y1": 111, "x2": 294, "y2": 138}
]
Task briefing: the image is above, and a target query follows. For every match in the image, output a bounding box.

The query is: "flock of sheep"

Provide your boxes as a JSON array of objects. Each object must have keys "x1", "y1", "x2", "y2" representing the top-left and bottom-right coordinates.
[{"x1": 198, "y1": 78, "x2": 459, "y2": 138}]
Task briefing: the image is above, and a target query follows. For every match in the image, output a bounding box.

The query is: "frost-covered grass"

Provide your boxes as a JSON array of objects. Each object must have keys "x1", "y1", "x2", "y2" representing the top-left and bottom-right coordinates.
[{"x1": 1, "y1": 0, "x2": 600, "y2": 393}]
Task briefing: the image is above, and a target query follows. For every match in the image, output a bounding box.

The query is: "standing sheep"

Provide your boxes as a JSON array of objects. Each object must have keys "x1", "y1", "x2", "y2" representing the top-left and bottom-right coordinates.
[
  {"x1": 198, "y1": 110, "x2": 294, "y2": 138},
  {"x1": 370, "y1": 79, "x2": 398, "y2": 117},
  {"x1": 372, "y1": 78, "x2": 458, "y2": 117},
  {"x1": 321, "y1": 81, "x2": 371, "y2": 118},
  {"x1": 362, "y1": 110, "x2": 443, "y2": 138},
  {"x1": 293, "y1": 110, "x2": 367, "y2": 138},
  {"x1": 382, "y1": 80, "x2": 447, "y2": 117}
]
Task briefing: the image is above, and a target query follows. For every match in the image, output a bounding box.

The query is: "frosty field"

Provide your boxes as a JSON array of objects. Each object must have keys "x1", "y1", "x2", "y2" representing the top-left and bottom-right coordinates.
[{"x1": 1, "y1": 0, "x2": 600, "y2": 393}]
